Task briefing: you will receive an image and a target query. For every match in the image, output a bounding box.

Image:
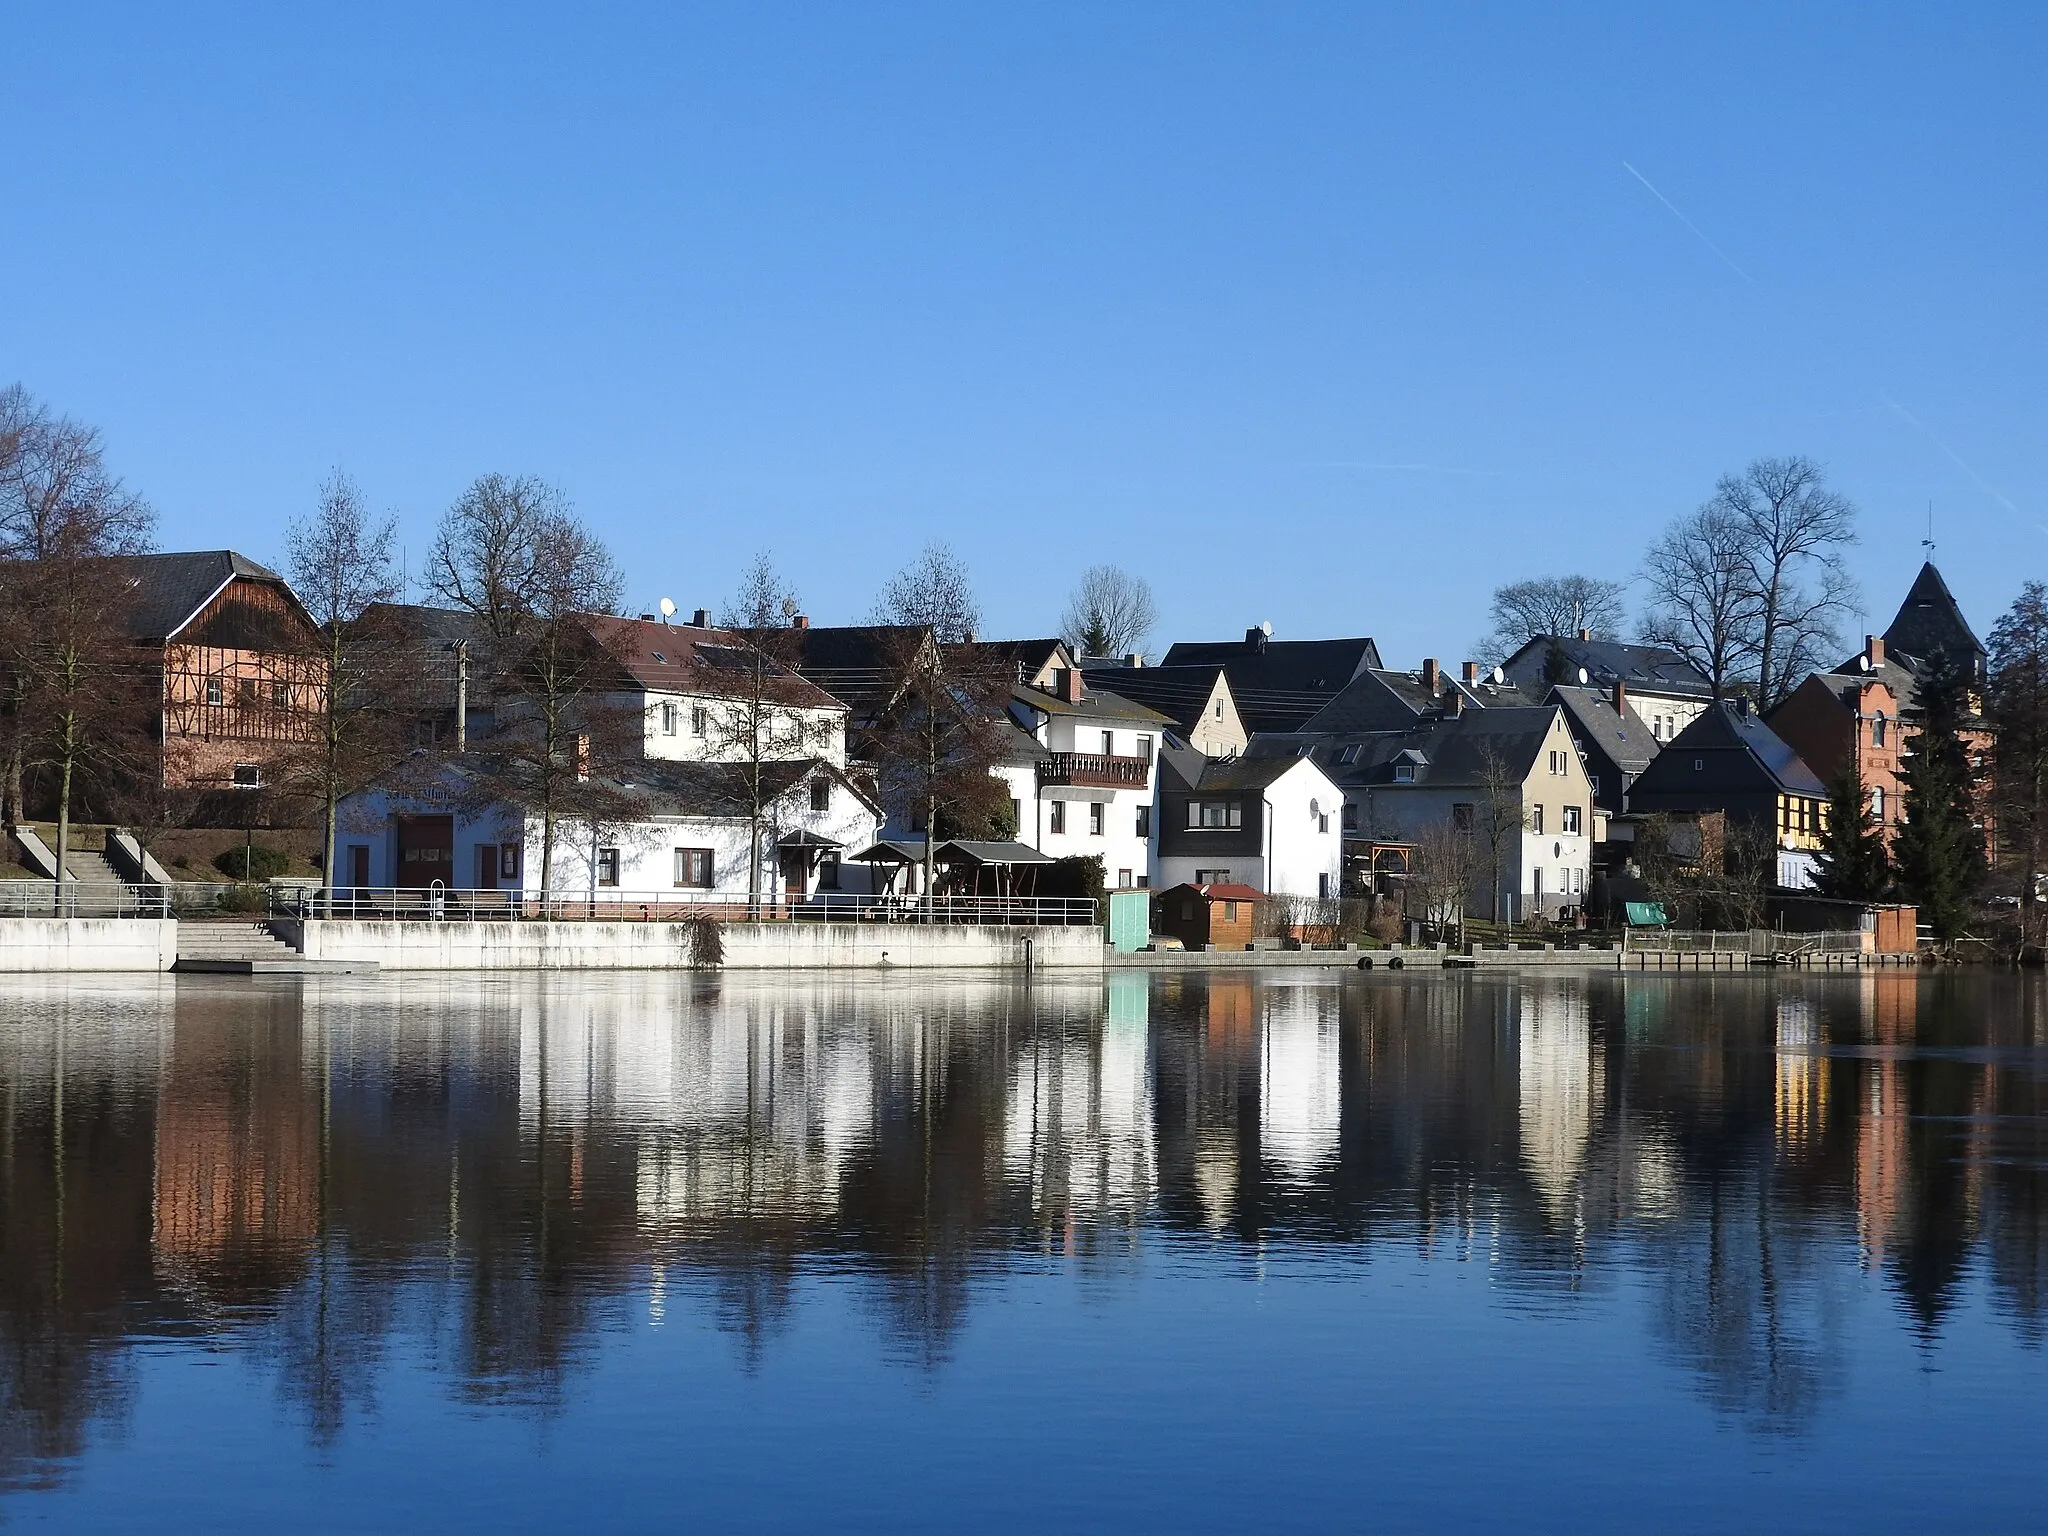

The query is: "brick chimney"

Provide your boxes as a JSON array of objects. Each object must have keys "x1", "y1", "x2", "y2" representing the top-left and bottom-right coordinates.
[
  {"x1": 1865, "y1": 634, "x2": 1884, "y2": 668},
  {"x1": 1125, "y1": 652, "x2": 1144, "y2": 668},
  {"x1": 1612, "y1": 680, "x2": 1627, "y2": 716},
  {"x1": 1461, "y1": 661, "x2": 1479, "y2": 684},
  {"x1": 1059, "y1": 667, "x2": 1085, "y2": 704},
  {"x1": 794, "y1": 614, "x2": 810, "y2": 630},
  {"x1": 1447, "y1": 690, "x2": 1466, "y2": 718},
  {"x1": 1579, "y1": 628, "x2": 1592, "y2": 642},
  {"x1": 1422, "y1": 658, "x2": 1440, "y2": 692}
]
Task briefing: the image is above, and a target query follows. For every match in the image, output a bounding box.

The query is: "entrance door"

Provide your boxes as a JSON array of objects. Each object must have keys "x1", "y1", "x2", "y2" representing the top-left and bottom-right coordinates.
[
  {"x1": 780, "y1": 849, "x2": 809, "y2": 903},
  {"x1": 348, "y1": 845, "x2": 370, "y2": 888},
  {"x1": 395, "y1": 815, "x2": 455, "y2": 889},
  {"x1": 476, "y1": 845, "x2": 498, "y2": 890}
]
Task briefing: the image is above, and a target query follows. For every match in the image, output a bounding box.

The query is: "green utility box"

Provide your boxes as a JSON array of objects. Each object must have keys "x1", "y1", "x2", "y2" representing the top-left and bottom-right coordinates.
[{"x1": 1107, "y1": 889, "x2": 1152, "y2": 952}]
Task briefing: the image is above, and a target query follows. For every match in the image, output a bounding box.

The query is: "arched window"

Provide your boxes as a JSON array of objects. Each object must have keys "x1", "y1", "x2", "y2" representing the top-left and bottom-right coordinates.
[
  {"x1": 1871, "y1": 786, "x2": 1885, "y2": 820},
  {"x1": 1871, "y1": 712, "x2": 1887, "y2": 747}
]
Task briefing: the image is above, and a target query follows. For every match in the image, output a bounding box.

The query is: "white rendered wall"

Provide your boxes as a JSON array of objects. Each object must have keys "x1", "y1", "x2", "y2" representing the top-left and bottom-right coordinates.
[{"x1": 0, "y1": 919, "x2": 178, "y2": 971}]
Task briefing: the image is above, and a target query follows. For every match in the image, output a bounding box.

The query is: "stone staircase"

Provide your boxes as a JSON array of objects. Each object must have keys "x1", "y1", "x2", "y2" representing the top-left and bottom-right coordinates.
[
  {"x1": 59, "y1": 848, "x2": 149, "y2": 915},
  {"x1": 174, "y1": 920, "x2": 378, "y2": 975}
]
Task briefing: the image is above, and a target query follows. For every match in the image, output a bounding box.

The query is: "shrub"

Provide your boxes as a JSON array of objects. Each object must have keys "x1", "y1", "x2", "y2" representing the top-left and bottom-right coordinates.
[{"x1": 212, "y1": 843, "x2": 291, "y2": 881}]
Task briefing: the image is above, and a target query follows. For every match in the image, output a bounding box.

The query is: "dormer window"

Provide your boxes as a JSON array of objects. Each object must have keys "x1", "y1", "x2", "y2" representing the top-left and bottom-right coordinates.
[{"x1": 1393, "y1": 762, "x2": 1415, "y2": 783}]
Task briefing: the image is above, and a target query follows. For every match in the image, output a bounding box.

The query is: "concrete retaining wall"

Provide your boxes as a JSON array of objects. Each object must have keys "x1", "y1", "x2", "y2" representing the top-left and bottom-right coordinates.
[
  {"x1": 0, "y1": 919, "x2": 178, "y2": 972},
  {"x1": 291, "y1": 919, "x2": 1105, "y2": 971}
]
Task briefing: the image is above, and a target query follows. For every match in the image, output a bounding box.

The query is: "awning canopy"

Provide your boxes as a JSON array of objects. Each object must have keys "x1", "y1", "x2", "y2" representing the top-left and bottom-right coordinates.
[
  {"x1": 851, "y1": 838, "x2": 927, "y2": 865},
  {"x1": 777, "y1": 829, "x2": 843, "y2": 850},
  {"x1": 934, "y1": 839, "x2": 1056, "y2": 867}
]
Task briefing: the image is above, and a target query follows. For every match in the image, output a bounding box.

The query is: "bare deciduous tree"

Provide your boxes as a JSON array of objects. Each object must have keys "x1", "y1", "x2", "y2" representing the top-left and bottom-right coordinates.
[
  {"x1": 1712, "y1": 456, "x2": 1858, "y2": 704},
  {"x1": 1405, "y1": 817, "x2": 1473, "y2": 944},
  {"x1": 871, "y1": 541, "x2": 981, "y2": 646},
  {"x1": 1472, "y1": 744, "x2": 1527, "y2": 926},
  {"x1": 0, "y1": 387, "x2": 156, "y2": 828},
  {"x1": 710, "y1": 553, "x2": 840, "y2": 914},
  {"x1": 867, "y1": 547, "x2": 1008, "y2": 900},
  {"x1": 424, "y1": 474, "x2": 570, "y2": 639},
  {"x1": 433, "y1": 482, "x2": 633, "y2": 902},
  {"x1": 1639, "y1": 456, "x2": 1859, "y2": 704},
  {"x1": 1638, "y1": 504, "x2": 1765, "y2": 698},
  {"x1": 1060, "y1": 565, "x2": 1158, "y2": 661},
  {"x1": 1476, "y1": 574, "x2": 1627, "y2": 665},
  {"x1": 284, "y1": 472, "x2": 410, "y2": 912}
]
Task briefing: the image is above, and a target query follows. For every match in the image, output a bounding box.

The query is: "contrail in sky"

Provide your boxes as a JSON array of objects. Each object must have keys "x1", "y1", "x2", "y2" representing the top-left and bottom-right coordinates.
[
  {"x1": 1621, "y1": 161, "x2": 1751, "y2": 282},
  {"x1": 1880, "y1": 395, "x2": 2021, "y2": 515},
  {"x1": 1307, "y1": 461, "x2": 1512, "y2": 477}
]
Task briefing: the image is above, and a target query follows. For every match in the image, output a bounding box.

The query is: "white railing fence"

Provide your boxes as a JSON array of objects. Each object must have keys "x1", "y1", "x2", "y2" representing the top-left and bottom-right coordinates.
[{"x1": 267, "y1": 885, "x2": 1098, "y2": 927}]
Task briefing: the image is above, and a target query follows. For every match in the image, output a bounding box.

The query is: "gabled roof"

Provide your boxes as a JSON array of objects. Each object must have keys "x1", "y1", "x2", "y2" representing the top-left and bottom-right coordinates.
[
  {"x1": 1159, "y1": 631, "x2": 1382, "y2": 732},
  {"x1": 108, "y1": 550, "x2": 302, "y2": 642},
  {"x1": 1011, "y1": 681, "x2": 1171, "y2": 726},
  {"x1": 947, "y1": 637, "x2": 1069, "y2": 685},
  {"x1": 361, "y1": 601, "x2": 489, "y2": 645},
  {"x1": 1168, "y1": 747, "x2": 1327, "y2": 794},
  {"x1": 602, "y1": 756, "x2": 879, "y2": 819},
  {"x1": 1262, "y1": 705, "x2": 1566, "y2": 791},
  {"x1": 1548, "y1": 684, "x2": 1660, "y2": 774},
  {"x1": 1498, "y1": 634, "x2": 1713, "y2": 700},
  {"x1": 1881, "y1": 562, "x2": 1986, "y2": 671},
  {"x1": 585, "y1": 615, "x2": 845, "y2": 711},
  {"x1": 1633, "y1": 701, "x2": 1826, "y2": 799},
  {"x1": 788, "y1": 624, "x2": 934, "y2": 710},
  {"x1": 934, "y1": 839, "x2": 1055, "y2": 866},
  {"x1": 1077, "y1": 662, "x2": 1234, "y2": 738}
]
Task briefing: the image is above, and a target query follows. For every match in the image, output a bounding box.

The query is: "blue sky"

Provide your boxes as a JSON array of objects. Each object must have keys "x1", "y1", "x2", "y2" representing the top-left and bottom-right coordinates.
[{"x1": 3, "y1": 3, "x2": 2042, "y2": 661}]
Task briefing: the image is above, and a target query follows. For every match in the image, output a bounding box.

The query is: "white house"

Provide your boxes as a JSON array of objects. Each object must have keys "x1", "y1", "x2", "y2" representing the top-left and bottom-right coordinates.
[
  {"x1": 1151, "y1": 743, "x2": 1344, "y2": 898},
  {"x1": 1497, "y1": 633, "x2": 1716, "y2": 745},
  {"x1": 1294, "y1": 705, "x2": 1596, "y2": 920},
  {"x1": 335, "y1": 756, "x2": 881, "y2": 906},
  {"x1": 587, "y1": 614, "x2": 851, "y2": 767}
]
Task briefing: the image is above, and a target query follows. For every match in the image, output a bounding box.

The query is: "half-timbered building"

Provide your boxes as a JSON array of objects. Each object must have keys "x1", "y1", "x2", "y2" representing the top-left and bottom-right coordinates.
[{"x1": 112, "y1": 550, "x2": 325, "y2": 790}]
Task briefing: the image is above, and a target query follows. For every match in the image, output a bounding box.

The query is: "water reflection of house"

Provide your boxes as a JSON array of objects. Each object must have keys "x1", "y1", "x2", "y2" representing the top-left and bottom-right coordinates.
[
  {"x1": 152, "y1": 1005, "x2": 319, "y2": 1297},
  {"x1": 1856, "y1": 972, "x2": 1916, "y2": 1264},
  {"x1": 1517, "y1": 986, "x2": 1601, "y2": 1222},
  {"x1": 1774, "y1": 996, "x2": 1828, "y2": 1155},
  {"x1": 1261, "y1": 988, "x2": 1341, "y2": 1186},
  {"x1": 1004, "y1": 973, "x2": 1156, "y2": 1233}
]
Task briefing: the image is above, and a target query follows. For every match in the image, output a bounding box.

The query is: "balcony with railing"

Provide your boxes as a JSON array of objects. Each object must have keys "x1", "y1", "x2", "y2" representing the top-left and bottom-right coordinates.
[{"x1": 1037, "y1": 752, "x2": 1151, "y2": 789}]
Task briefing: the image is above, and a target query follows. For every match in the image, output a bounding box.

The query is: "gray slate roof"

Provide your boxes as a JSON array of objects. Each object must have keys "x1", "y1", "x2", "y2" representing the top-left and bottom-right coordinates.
[
  {"x1": 1882, "y1": 562, "x2": 1986, "y2": 673},
  {"x1": 1160, "y1": 632, "x2": 1382, "y2": 732},
  {"x1": 1548, "y1": 684, "x2": 1659, "y2": 774},
  {"x1": 109, "y1": 550, "x2": 294, "y2": 641},
  {"x1": 1498, "y1": 635, "x2": 1713, "y2": 700}
]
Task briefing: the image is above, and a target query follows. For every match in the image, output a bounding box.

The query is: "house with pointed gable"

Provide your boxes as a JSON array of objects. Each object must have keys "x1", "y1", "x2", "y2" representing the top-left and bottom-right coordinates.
[
  {"x1": 1160, "y1": 627, "x2": 1382, "y2": 733},
  {"x1": 1627, "y1": 698, "x2": 1829, "y2": 890},
  {"x1": 1498, "y1": 632, "x2": 1715, "y2": 745},
  {"x1": 111, "y1": 550, "x2": 326, "y2": 792}
]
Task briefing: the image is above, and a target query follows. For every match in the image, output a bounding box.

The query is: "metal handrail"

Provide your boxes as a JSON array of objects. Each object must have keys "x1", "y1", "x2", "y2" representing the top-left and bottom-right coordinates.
[
  {"x1": 269, "y1": 885, "x2": 1099, "y2": 927},
  {"x1": 0, "y1": 880, "x2": 172, "y2": 918}
]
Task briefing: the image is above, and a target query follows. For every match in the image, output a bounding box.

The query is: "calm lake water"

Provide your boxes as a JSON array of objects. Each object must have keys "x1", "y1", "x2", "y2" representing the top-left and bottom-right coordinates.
[{"x1": 1, "y1": 966, "x2": 2045, "y2": 1531}]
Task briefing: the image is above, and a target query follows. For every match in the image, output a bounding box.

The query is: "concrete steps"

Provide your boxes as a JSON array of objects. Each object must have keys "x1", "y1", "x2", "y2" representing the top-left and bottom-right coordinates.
[{"x1": 174, "y1": 921, "x2": 375, "y2": 973}]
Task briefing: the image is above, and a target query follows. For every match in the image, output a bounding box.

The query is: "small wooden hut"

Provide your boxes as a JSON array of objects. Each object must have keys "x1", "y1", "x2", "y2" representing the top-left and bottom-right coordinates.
[{"x1": 1154, "y1": 882, "x2": 1264, "y2": 951}]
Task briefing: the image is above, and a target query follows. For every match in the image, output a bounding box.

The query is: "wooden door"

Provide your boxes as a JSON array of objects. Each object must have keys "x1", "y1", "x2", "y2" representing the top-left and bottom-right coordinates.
[
  {"x1": 348, "y1": 845, "x2": 370, "y2": 888},
  {"x1": 476, "y1": 845, "x2": 498, "y2": 890}
]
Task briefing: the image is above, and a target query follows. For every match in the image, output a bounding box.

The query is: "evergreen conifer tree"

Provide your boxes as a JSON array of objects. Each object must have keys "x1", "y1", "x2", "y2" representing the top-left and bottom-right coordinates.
[
  {"x1": 1811, "y1": 760, "x2": 1889, "y2": 902},
  {"x1": 1892, "y1": 648, "x2": 1987, "y2": 939}
]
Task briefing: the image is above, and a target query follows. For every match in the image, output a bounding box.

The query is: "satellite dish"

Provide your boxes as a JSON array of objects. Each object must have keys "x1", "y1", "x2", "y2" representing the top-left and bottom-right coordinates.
[
  {"x1": 1577, "y1": 667, "x2": 1589, "y2": 685},
  {"x1": 1858, "y1": 654, "x2": 1872, "y2": 672},
  {"x1": 1260, "y1": 620, "x2": 1273, "y2": 636},
  {"x1": 1491, "y1": 666, "x2": 1506, "y2": 685},
  {"x1": 658, "y1": 597, "x2": 676, "y2": 619},
  {"x1": 1309, "y1": 798, "x2": 1321, "y2": 819}
]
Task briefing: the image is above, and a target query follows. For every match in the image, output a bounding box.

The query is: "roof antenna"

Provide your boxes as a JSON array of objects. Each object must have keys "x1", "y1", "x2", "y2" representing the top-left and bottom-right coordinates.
[{"x1": 1923, "y1": 502, "x2": 1935, "y2": 562}]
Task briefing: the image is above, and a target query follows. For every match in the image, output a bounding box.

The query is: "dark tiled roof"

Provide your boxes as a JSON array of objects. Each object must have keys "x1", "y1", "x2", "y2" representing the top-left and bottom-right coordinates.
[
  {"x1": 1262, "y1": 706, "x2": 1564, "y2": 790},
  {"x1": 1882, "y1": 562, "x2": 1985, "y2": 671},
  {"x1": 1498, "y1": 635, "x2": 1713, "y2": 699},
  {"x1": 585, "y1": 615, "x2": 844, "y2": 711},
  {"x1": 1633, "y1": 701, "x2": 1826, "y2": 800},
  {"x1": 108, "y1": 550, "x2": 294, "y2": 641},
  {"x1": 1011, "y1": 681, "x2": 1171, "y2": 726},
  {"x1": 1548, "y1": 684, "x2": 1660, "y2": 774},
  {"x1": 1159, "y1": 633, "x2": 1382, "y2": 732},
  {"x1": 604, "y1": 757, "x2": 876, "y2": 818},
  {"x1": 947, "y1": 638, "x2": 1067, "y2": 682},
  {"x1": 789, "y1": 624, "x2": 933, "y2": 709},
  {"x1": 1077, "y1": 663, "x2": 1231, "y2": 737}
]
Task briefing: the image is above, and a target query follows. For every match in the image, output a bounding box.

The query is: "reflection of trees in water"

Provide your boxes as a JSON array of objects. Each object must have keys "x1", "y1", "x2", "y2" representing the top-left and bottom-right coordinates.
[{"x1": 6, "y1": 967, "x2": 2048, "y2": 1479}]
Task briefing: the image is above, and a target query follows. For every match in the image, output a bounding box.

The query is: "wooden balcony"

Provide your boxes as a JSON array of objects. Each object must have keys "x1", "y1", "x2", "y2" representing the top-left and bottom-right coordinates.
[{"x1": 1038, "y1": 752, "x2": 1150, "y2": 789}]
